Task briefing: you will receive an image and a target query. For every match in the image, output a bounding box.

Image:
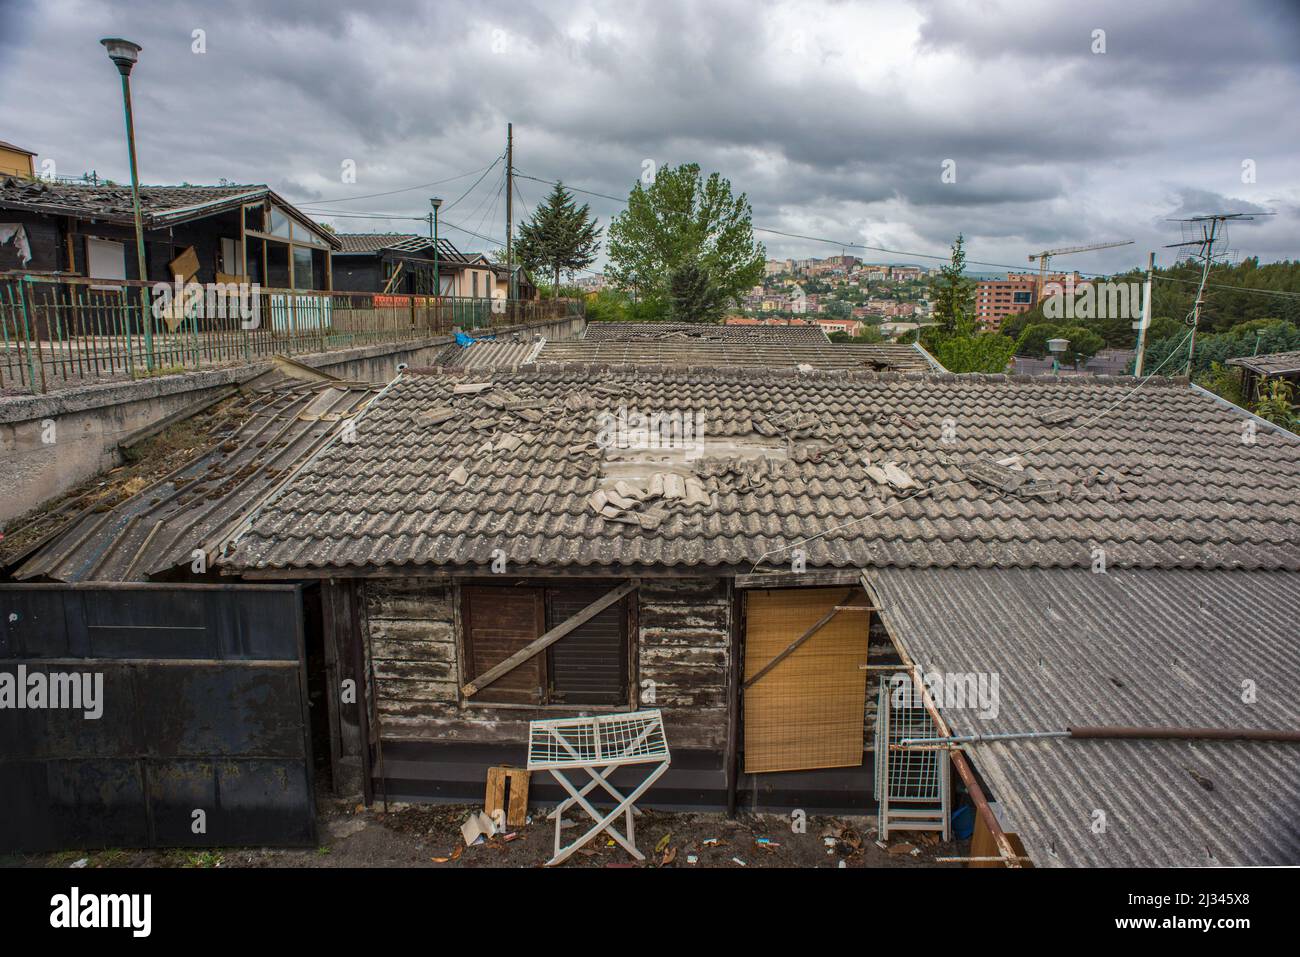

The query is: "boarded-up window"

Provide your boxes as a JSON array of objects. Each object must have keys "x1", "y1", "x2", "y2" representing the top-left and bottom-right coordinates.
[
  {"x1": 743, "y1": 587, "x2": 868, "y2": 773},
  {"x1": 462, "y1": 586, "x2": 546, "y2": 705},
  {"x1": 461, "y1": 585, "x2": 629, "y2": 707}
]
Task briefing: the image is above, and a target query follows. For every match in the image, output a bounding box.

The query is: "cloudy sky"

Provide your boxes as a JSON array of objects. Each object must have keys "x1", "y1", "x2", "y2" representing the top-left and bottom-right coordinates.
[{"x1": 2, "y1": 0, "x2": 1297, "y2": 275}]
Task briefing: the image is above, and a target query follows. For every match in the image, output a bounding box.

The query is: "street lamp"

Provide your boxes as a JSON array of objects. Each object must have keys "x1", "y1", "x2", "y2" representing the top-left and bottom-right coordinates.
[
  {"x1": 100, "y1": 37, "x2": 153, "y2": 369},
  {"x1": 1047, "y1": 337, "x2": 1069, "y2": 375},
  {"x1": 430, "y1": 197, "x2": 443, "y2": 300}
]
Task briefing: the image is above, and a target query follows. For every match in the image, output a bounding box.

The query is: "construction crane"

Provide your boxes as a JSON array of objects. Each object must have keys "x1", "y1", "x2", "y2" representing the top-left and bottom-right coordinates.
[{"x1": 1027, "y1": 240, "x2": 1134, "y2": 300}]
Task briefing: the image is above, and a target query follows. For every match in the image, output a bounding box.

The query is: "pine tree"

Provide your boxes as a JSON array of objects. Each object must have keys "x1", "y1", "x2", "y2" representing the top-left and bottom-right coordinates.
[
  {"x1": 930, "y1": 234, "x2": 975, "y2": 335},
  {"x1": 514, "y1": 182, "x2": 601, "y2": 296}
]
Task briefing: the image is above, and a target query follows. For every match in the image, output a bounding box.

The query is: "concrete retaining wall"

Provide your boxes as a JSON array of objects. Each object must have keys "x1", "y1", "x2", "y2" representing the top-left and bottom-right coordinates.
[{"x1": 0, "y1": 313, "x2": 584, "y2": 525}]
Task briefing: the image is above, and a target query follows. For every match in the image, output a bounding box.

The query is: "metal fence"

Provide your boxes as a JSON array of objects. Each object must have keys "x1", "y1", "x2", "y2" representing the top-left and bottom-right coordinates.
[{"x1": 0, "y1": 273, "x2": 584, "y2": 393}]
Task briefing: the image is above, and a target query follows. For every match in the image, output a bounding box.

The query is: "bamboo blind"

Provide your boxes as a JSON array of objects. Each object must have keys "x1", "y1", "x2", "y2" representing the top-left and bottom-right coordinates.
[{"x1": 743, "y1": 587, "x2": 868, "y2": 774}]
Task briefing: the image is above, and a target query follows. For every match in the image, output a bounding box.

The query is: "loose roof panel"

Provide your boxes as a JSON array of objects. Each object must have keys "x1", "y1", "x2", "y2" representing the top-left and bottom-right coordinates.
[{"x1": 13, "y1": 378, "x2": 378, "y2": 582}]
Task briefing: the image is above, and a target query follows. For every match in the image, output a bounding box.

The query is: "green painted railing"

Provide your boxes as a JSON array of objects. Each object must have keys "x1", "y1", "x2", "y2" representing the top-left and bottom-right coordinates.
[{"x1": 0, "y1": 274, "x2": 583, "y2": 393}]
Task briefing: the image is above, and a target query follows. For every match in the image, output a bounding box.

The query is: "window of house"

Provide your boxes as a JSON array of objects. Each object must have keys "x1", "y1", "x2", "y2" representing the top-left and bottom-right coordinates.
[
  {"x1": 461, "y1": 585, "x2": 630, "y2": 707},
  {"x1": 86, "y1": 237, "x2": 126, "y2": 289},
  {"x1": 1013, "y1": 291, "x2": 1032, "y2": 304}
]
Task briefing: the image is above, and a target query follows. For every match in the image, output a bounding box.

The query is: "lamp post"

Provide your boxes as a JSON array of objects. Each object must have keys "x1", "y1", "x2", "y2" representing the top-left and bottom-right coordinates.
[
  {"x1": 101, "y1": 37, "x2": 153, "y2": 370},
  {"x1": 430, "y1": 197, "x2": 443, "y2": 298},
  {"x1": 1047, "y1": 337, "x2": 1069, "y2": 375}
]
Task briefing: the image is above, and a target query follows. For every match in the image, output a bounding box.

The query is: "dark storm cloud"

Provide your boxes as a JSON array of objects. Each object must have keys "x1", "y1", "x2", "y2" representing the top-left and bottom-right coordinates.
[{"x1": 0, "y1": 0, "x2": 1295, "y2": 272}]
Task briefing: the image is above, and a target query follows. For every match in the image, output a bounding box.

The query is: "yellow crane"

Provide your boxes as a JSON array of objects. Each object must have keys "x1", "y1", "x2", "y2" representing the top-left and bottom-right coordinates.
[{"x1": 1028, "y1": 240, "x2": 1134, "y2": 301}]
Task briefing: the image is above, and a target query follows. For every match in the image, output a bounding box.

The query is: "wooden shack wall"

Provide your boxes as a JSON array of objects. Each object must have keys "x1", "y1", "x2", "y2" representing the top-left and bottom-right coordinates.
[{"x1": 360, "y1": 577, "x2": 733, "y2": 754}]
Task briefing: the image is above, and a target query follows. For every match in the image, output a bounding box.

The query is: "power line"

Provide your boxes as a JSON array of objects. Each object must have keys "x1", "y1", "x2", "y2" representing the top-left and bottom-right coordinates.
[
  {"x1": 304, "y1": 160, "x2": 499, "y2": 205},
  {"x1": 441, "y1": 154, "x2": 505, "y2": 214}
]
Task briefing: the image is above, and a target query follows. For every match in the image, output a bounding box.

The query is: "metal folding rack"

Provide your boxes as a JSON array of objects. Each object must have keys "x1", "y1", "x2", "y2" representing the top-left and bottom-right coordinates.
[
  {"x1": 527, "y1": 708, "x2": 671, "y2": 866},
  {"x1": 875, "y1": 679, "x2": 951, "y2": 840}
]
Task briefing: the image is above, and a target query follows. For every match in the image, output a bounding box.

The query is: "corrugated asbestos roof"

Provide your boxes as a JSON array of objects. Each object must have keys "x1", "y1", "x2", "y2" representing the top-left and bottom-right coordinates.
[
  {"x1": 1227, "y1": 349, "x2": 1300, "y2": 376},
  {"x1": 865, "y1": 566, "x2": 1300, "y2": 867},
  {"x1": 583, "y1": 321, "x2": 830, "y2": 344},
  {"x1": 225, "y1": 367, "x2": 1300, "y2": 573},
  {"x1": 430, "y1": 334, "x2": 546, "y2": 370},
  {"x1": 334, "y1": 233, "x2": 470, "y2": 261},
  {"x1": 536, "y1": 339, "x2": 933, "y2": 371},
  {"x1": 14, "y1": 378, "x2": 377, "y2": 582}
]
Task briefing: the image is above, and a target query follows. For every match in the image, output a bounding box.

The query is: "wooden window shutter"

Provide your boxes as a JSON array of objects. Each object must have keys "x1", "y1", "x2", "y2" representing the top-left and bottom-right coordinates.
[
  {"x1": 462, "y1": 586, "x2": 545, "y2": 705},
  {"x1": 545, "y1": 587, "x2": 628, "y2": 705}
]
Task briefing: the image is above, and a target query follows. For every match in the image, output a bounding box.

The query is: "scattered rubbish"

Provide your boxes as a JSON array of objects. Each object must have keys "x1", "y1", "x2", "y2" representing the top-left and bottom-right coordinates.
[
  {"x1": 70, "y1": 858, "x2": 88, "y2": 869},
  {"x1": 460, "y1": 811, "x2": 497, "y2": 846},
  {"x1": 702, "y1": 837, "x2": 722, "y2": 846},
  {"x1": 686, "y1": 854, "x2": 698, "y2": 865},
  {"x1": 838, "y1": 860, "x2": 847, "y2": 869},
  {"x1": 661, "y1": 846, "x2": 677, "y2": 866},
  {"x1": 995, "y1": 454, "x2": 1025, "y2": 471},
  {"x1": 655, "y1": 833, "x2": 672, "y2": 854},
  {"x1": 887, "y1": 842, "x2": 916, "y2": 856},
  {"x1": 755, "y1": 837, "x2": 780, "y2": 848},
  {"x1": 731, "y1": 857, "x2": 747, "y2": 867}
]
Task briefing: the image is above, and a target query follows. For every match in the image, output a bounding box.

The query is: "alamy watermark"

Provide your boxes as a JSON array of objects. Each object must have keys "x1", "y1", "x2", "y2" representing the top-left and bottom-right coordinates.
[
  {"x1": 1043, "y1": 278, "x2": 1146, "y2": 325},
  {"x1": 890, "y1": 670, "x2": 999, "y2": 720},
  {"x1": 595, "y1": 405, "x2": 708, "y2": 460},
  {"x1": 0, "y1": 666, "x2": 103, "y2": 719},
  {"x1": 151, "y1": 279, "x2": 261, "y2": 330}
]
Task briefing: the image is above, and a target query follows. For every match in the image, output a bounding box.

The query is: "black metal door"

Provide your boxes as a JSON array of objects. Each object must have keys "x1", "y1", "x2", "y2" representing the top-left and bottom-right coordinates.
[{"x1": 0, "y1": 583, "x2": 316, "y2": 852}]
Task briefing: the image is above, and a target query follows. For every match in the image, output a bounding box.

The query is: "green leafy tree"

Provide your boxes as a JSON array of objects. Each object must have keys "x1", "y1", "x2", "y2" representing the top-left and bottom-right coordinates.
[
  {"x1": 1253, "y1": 379, "x2": 1296, "y2": 428},
  {"x1": 1015, "y1": 322, "x2": 1063, "y2": 358},
  {"x1": 928, "y1": 234, "x2": 975, "y2": 334},
  {"x1": 1057, "y1": 325, "x2": 1105, "y2": 369},
  {"x1": 606, "y1": 163, "x2": 765, "y2": 321},
  {"x1": 934, "y1": 333, "x2": 1017, "y2": 374},
  {"x1": 514, "y1": 182, "x2": 602, "y2": 297}
]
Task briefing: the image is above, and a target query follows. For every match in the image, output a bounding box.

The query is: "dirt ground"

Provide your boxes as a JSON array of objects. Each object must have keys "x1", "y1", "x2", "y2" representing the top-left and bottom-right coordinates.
[{"x1": 12, "y1": 795, "x2": 970, "y2": 869}]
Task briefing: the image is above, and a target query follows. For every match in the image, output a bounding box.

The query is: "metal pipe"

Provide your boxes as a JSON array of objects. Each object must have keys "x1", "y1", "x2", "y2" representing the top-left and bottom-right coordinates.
[
  {"x1": 1069, "y1": 725, "x2": 1300, "y2": 743},
  {"x1": 902, "y1": 726, "x2": 1300, "y2": 747},
  {"x1": 901, "y1": 730, "x2": 1069, "y2": 746}
]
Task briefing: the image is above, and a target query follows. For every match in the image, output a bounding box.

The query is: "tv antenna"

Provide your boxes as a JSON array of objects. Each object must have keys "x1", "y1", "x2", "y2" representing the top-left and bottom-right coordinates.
[{"x1": 1164, "y1": 212, "x2": 1274, "y2": 375}]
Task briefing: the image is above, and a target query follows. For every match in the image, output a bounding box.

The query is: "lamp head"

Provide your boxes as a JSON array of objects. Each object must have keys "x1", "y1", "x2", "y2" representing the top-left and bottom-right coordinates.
[{"x1": 101, "y1": 37, "x2": 142, "y2": 76}]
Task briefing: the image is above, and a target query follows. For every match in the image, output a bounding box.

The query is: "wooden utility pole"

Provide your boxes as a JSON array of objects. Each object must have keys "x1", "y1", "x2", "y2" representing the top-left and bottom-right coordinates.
[
  {"x1": 505, "y1": 122, "x2": 514, "y2": 301},
  {"x1": 1134, "y1": 251, "x2": 1154, "y2": 377}
]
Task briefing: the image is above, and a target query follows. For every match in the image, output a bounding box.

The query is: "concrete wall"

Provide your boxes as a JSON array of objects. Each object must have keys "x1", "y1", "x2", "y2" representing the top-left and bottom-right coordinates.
[{"x1": 0, "y1": 313, "x2": 584, "y2": 524}]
